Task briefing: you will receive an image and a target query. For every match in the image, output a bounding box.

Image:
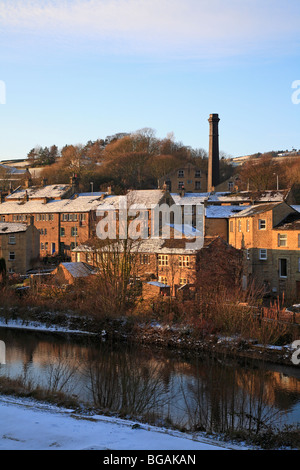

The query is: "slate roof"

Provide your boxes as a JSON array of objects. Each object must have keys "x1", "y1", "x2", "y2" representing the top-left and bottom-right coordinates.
[
  {"x1": 0, "y1": 222, "x2": 28, "y2": 234},
  {"x1": 274, "y1": 212, "x2": 300, "y2": 230},
  {"x1": 59, "y1": 262, "x2": 95, "y2": 278}
]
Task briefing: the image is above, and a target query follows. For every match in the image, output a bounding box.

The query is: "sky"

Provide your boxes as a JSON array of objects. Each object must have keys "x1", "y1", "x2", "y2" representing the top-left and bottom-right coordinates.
[{"x1": 0, "y1": 0, "x2": 299, "y2": 160}]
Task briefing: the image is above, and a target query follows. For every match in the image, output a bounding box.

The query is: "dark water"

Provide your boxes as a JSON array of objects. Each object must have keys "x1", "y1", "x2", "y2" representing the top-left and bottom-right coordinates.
[{"x1": 0, "y1": 327, "x2": 300, "y2": 433}]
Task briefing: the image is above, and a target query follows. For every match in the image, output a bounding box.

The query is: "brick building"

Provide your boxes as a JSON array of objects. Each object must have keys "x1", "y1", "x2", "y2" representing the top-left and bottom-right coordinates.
[{"x1": 0, "y1": 182, "x2": 108, "y2": 259}]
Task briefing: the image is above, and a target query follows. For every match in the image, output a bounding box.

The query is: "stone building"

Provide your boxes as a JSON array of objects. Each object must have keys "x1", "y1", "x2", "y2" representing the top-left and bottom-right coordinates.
[
  {"x1": 72, "y1": 237, "x2": 199, "y2": 297},
  {"x1": 228, "y1": 202, "x2": 300, "y2": 300},
  {"x1": 0, "y1": 220, "x2": 40, "y2": 275},
  {"x1": 158, "y1": 162, "x2": 207, "y2": 194}
]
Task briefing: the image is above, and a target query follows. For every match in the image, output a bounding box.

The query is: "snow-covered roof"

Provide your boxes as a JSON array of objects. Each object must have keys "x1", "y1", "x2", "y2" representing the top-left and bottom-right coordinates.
[
  {"x1": 6, "y1": 184, "x2": 71, "y2": 200},
  {"x1": 0, "y1": 222, "x2": 28, "y2": 234},
  {"x1": 59, "y1": 262, "x2": 95, "y2": 278},
  {"x1": 173, "y1": 190, "x2": 288, "y2": 205},
  {"x1": 0, "y1": 192, "x2": 107, "y2": 214},
  {"x1": 205, "y1": 205, "x2": 250, "y2": 218},
  {"x1": 147, "y1": 281, "x2": 170, "y2": 288},
  {"x1": 127, "y1": 190, "x2": 171, "y2": 208},
  {"x1": 229, "y1": 203, "x2": 281, "y2": 218}
]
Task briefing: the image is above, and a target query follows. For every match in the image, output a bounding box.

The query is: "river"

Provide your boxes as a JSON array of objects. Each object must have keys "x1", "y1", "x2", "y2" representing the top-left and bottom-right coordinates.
[{"x1": 0, "y1": 327, "x2": 299, "y2": 434}]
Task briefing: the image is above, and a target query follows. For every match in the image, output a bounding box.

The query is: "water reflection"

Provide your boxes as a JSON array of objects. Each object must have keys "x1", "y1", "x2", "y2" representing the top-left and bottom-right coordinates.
[{"x1": 0, "y1": 328, "x2": 299, "y2": 433}]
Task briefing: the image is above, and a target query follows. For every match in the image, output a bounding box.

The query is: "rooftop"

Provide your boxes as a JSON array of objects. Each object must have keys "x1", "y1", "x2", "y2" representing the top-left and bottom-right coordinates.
[
  {"x1": 228, "y1": 202, "x2": 282, "y2": 218},
  {"x1": 0, "y1": 222, "x2": 28, "y2": 234},
  {"x1": 274, "y1": 212, "x2": 300, "y2": 230},
  {"x1": 58, "y1": 262, "x2": 96, "y2": 278},
  {"x1": 6, "y1": 184, "x2": 71, "y2": 201}
]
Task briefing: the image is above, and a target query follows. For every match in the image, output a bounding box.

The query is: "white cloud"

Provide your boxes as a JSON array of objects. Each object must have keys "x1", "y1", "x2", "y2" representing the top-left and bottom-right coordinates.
[{"x1": 0, "y1": 0, "x2": 299, "y2": 58}]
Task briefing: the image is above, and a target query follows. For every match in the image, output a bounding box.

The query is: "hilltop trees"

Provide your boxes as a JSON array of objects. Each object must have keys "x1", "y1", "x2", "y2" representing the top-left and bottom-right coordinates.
[{"x1": 25, "y1": 128, "x2": 235, "y2": 193}]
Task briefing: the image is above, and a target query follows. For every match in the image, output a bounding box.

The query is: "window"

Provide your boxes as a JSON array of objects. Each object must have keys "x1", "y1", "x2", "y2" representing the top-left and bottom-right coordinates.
[
  {"x1": 70, "y1": 242, "x2": 77, "y2": 250},
  {"x1": 278, "y1": 234, "x2": 287, "y2": 247},
  {"x1": 60, "y1": 227, "x2": 65, "y2": 237},
  {"x1": 228, "y1": 181, "x2": 234, "y2": 191},
  {"x1": 195, "y1": 170, "x2": 201, "y2": 178},
  {"x1": 45, "y1": 242, "x2": 48, "y2": 251},
  {"x1": 80, "y1": 213, "x2": 86, "y2": 221},
  {"x1": 246, "y1": 220, "x2": 250, "y2": 232},
  {"x1": 178, "y1": 181, "x2": 184, "y2": 190},
  {"x1": 8, "y1": 252, "x2": 15, "y2": 261},
  {"x1": 259, "y1": 249, "x2": 267, "y2": 260},
  {"x1": 140, "y1": 254, "x2": 150, "y2": 265},
  {"x1": 71, "y1": 227, "x2": 78, "y2": 237},
  {"x1": 195, "y1": 181, "x2": 201, "y2": 190},
  {"x1": 158, "y1": 276, "x2": 168, "y2": 285},
  {"x1": 62, "y1": 214, "x2": 68, "y2": 221},
  {"x1": 178, "y1": 170, "x2": 184, "y2": 178},
  {"x1": 0, "y1": 216, "x2": 5, "y2": 222},
  {"x1": 41, "y1": 243, "x2": 44, "y2": 250},
  {"x1": 229, "y1": 221, "x2": 234, "y2": 233},
  {"x1": 8, "y1": 235, "x2": 16, "y2": 245},
  {"x1": 279, "y1": 258, "x2": 287, "y2": 278},
  {"x1": 258, "y1": 219, "x2": 266, "y2": 230},
  {"x1": 179, "y1": 256, "x2": 190, "y2": 267},
  {"x1": 158, "y1": 255, "x2": 168, "y2": 266}
]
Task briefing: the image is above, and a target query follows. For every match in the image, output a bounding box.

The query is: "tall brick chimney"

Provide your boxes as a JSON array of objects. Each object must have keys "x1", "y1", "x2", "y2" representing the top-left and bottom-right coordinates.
[{"x1": 207, "y1": 113, "x2": 220, "y2": 192}]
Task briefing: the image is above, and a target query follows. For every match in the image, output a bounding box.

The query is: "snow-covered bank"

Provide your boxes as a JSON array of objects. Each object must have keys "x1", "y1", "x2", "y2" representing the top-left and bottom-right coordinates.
[{"x1": 0, "y1": 396, "x2": 248, "y2": 451}]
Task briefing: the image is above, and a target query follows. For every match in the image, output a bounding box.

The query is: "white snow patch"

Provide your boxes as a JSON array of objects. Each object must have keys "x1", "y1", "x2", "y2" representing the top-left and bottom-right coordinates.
[{"x1": 0, "y1": 396, "x2": 248, "y2": 450}]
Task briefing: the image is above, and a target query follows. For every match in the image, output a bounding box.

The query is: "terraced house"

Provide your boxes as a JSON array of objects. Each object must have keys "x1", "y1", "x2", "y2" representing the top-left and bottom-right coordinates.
[
  {"x1": 0, "y1": 219, "x2": 39, "y2": 275},
  {"x1": 228, "y1": 202, "x2": 300, "y2": 301},
  {"x1": 0, "y1": 180, "x2": 107, "y2": 259}
]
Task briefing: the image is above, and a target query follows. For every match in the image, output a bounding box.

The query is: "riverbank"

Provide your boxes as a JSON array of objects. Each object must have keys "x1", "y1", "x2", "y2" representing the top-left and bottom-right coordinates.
[
  {"x1": 1, "y1": 311, "x2": 300, "y2": 451},
  {"x1": 0, "y1": 395, "x2": 247, "y2": 451},
  {"x1": 0, "y1": 308, "x2": 298, "y2": 367}
]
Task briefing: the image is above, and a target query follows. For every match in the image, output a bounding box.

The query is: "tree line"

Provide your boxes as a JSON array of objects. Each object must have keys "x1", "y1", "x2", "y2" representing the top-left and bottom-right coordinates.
[
  {"x1": 25, "y1": 129, "x2": 300, "y2": 193},
  {"x1": 26, "y1": 128, "x2": 233, "y2": 193}
]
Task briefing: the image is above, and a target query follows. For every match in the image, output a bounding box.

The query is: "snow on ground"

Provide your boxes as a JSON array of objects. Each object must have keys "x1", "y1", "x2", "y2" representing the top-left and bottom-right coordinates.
[{"x1": 0, "y1": 395, "x2": 248, "y2": 451}]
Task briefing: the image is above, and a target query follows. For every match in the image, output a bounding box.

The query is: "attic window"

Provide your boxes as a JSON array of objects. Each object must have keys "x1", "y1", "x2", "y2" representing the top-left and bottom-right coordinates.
[{"x1": 258, "y1": 219, "x2": 266, "y2": 230}]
